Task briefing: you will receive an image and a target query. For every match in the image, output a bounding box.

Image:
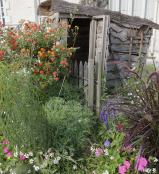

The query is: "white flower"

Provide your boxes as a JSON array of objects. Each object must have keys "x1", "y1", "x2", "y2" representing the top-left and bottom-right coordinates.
[
  {"x1": 28, "y1": 170, "x2": 31, "y2": 173},
  {"x1": 73, "y1": 165, "x2": 77, "y2": 170},
  {"x1": 29, "y1": 159, "x2": 34, "y2": 164},
  {"x1": 29, "y1": 152, "x2": 33, "y2": 156},
  {"x1": 145, "y1": 168, "x2": 151, "y2": 173},
  {"x1": 48, "y1": 148, "x2": 51, "y2": 153},
  {"x1": 116, "y1": 149, "x2": 119, "y2": 152},
  {"x1": 0, "y1": 163, "x2": 2, "y2": 166},
  {"x1": 45, "y1": 155, "x2": 49, "y2": 159},
  {"x1": 11, "y1": 172, "x2": 16, "y2": 174},
  {"x1": 90, "y1": 146, "x2": 95, "y2": 153},
  {"x1": 84, "y1": 119, "x2": 87, "y2": 122},
  {"x1": 92, "y1": 171, "x2": 96, "y2": 174},
  {"x1": 34, "y1": 157, "x2": 36, "y2": 161},
  {"x1": 131, "y1": 100, "x2": 134, "y2": 104},
  {"x1": 136, "y1": 90, "x2": 139, "y2": 92},
  {"x1": 152, "y1": 168, "x2": 156, "y2": 173},
  {"x1": 39, "y1": 151, "x2": 43, "y2": 155},
  {"x1": 40, "y1": 165, "x2": 44, "y2": 169},
  {"x1": 104, "y1": 149, "x2": 108, "y2": 153},
  {"x1": 102, "y1": 170, "x2": 109, "y2": 174},
  {"x1": 153, "y1": 157, "x2": 158, "y2": 162},
  {"x1": 20, "y1": 151, "x2": 23, "y2": 155},
  {"x1": 49, "y1": 152, "x2": 54, "y2": 157},
  {"x1": 78, "y1": 119, "x2": 82, "y2": 123},
  {"x1": 110, "y1": 156, "x2": 114, "y2": 160},
  {"x1": 57, "y1": 156, "x2": 61, "y2": 161},
  {"x1": 10, "y1": 169, "x2": 12, "y2": 172},
  {"x1": 43, "y1": 160, "x2": 48, "y2": 166},
  {"x1": 70, "y1": 153, "x2": 74, "y2": 157},
  {"x1": 34, "y1": 166, "x2": 39, "y2": 171},
  {"x1": 105, "y1": 151, "x2": 109, "y2": 155},
  {"x1": 64, "y1": 151, "x2": 68, "y2": 155},
  {"x1": 119, "y1": 163, "x2": 122, "y2": 166},
  {"x1": 128, "y1": 93, "x2": 132, "y2": 96},
  {"x1": 25, "y1": 154, "x2": 29, "y2": 158},
  {"x1": 14, "y1": 152, "x2": 18, "y2": 157},
  {"x1": 53, "y1": 159, "x2": 59, "y2": 164}
]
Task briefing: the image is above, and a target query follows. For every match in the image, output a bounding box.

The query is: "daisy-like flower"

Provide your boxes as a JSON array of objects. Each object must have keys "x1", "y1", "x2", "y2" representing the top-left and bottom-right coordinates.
[
  {"x1": 29, "y1": 159, "x2": 34, "y2": 164},
  {"x1": 40, "y1": 165, "x2": 44, "y2": 169},
  {"x1": 152, "y1": 168, "x2": 156, "y2": 173},
  {"x1": 45, "y1": 155, "x2": 49, "y2": 159},
  {"x1": 34, "y1": 166, "x2": 39, "y2": 171},
  {"x1": 110, "y1": 156, "x2": 114, "y2": 160},
  {"x1": 14, "y1": 152, "x2": 18, "y2": 157},
  {"x1": 0, "y1": 169, "x2": 3, "y2": 174},
  {"x1": 73, "y1": 165, "x2": 77, "y2": 170},
  {"x1": 116, "y1": 149, "x2": 119, "y2": 152},
  {"x1": 25, "y1": 154, "x2": 29, "y2": 158},
  {"x1": 39, "y1": 151, "x2": 43, "y2": 155},
  {"x1": 133, "y1": 148, "x2": 135, "y2": 151},
  {"x1": 70, "y1": 153, "x2": 74, "y2": 157},
  {"x1": 11, "y1": 171, "x2": 16, "y2": 174},
  {"x1": 10, "y1": 169, "x2": 12, "y2": 172},
  {"x1": 145, "y1": 168, "x2": 151, "y2": 173},
  {"x1": 57, "y1": 156, "x2": 61, "y2": 161},
  {"x1": 64, "y1": 151, "x2": 68, "y2": 155},
  {"x1": 43, "y1": 160, "x2": 48, "y2": 166},
  {"x1": 49, "y1": 152, "x2": 54, "y2": 157},
  {"x1": 34, "y1": 157, "x2": 36, "y2": 161},
  {"x1": 78, "y1": 119, "x2": 82, "y2": 123},
  {"x1": 20, "y1": 151, "x2": 23, "y2": 155},
  {"x1": 102, "y1": 170, "x2": 109, "y2": 174},
  {"x1": 0, "y1": 163, "x2": 2, "y2": 166},
  {"x1": 90, "y1": 146, "x2": 95, "y2": 153},
  {"x1": 29, "y1": 152, "x2": 33, "y2": 156},
  {"x1": 105, "y1": 151, "x2": 109, "y2": 155},
  {"x1": 153, "y1": 157, "x2": 158, "y2": 162},
  {"x1": 28, "y1": 170, "x2": 31, "y2": 173},
  {"x1": 48, "y1": 148, "x2": 51, "y2": 153},
  {"x1": 53, "y1": 159, "x2": 59, "y2": 164},
  {"x1": 131, "y1": 100, "x2": 134, "y2": 104},
  {"x1": 104, "y1": 149, "x2": 108, "y2": 153}
]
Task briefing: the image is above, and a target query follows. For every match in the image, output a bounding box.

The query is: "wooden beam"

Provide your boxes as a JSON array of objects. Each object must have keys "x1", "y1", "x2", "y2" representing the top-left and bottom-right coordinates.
[{"x1": 59, "y1": 13, "x2": 91, "y2": 19}]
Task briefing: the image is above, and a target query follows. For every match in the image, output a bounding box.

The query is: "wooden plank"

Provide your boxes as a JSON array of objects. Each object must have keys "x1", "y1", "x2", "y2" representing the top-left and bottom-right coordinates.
[
  {"x1": 51, "y1": 12, "x2": 59, "y2": 28},
  {"x1": 79, "y1": 61, "x2": 84, "y2": 88},
  {"x1": 95, "y1": 52, "x2": 102, "y2": 116},
  {"x1": 84, "y1": 61, "x2": 88, "y2": 105},
  {"x1": 74, "y1": 60, "x2": 78, "y2": 86},
  {"x1": 59, "y1": 13, "x2": 91, "y2": 19},
  {"x1": 88, "y1": 59, "x2": 94, "y2": 112},
  {"x1": 88, "y1": 19, "x2": 97, "y2": 61}
]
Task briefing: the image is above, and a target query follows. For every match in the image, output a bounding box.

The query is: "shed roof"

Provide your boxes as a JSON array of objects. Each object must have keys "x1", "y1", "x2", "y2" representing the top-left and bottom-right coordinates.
[{"x1": 37, "y1": 0, "x2": 159, "y2": 30}]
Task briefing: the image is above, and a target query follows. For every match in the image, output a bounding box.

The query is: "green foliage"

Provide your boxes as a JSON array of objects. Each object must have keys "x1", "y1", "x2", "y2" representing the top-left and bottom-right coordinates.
[{"x1": 43, "y1": 97, "x2": 94, "y2": 152}]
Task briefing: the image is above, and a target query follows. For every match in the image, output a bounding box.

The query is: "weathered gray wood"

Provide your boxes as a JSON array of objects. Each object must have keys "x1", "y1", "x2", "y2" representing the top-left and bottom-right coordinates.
[
  {"x1": 59, "y1": 13, "x2": 91, "y2": 19},
  {"x1": 84, "y1": 61, "x2": 88, "y2": 105},
  {"x1": 79, "y1": 61, "x2": 84, "y2": 88},
  {"x1": 111, "y1": 44, "x2": 147, "y2": 53},
  {"x1": 51, "y1": 12, "x2": 59, "y2": 28},
  {"x1": 96, "y1": 52, "x2": 102, "y2": 116},
  {"x1": 88, "y1": 59, "x2": 94, "y2": 112},
  {"x1": 88, "y1": 19, "x2": 97, "y2": 61},
  {"x1": 74, "y1": 60, "x2": 78, "y2": 86}
]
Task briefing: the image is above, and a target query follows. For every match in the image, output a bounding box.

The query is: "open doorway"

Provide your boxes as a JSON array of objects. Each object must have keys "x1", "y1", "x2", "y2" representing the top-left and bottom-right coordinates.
[{"x1": 67, "y1": 18, "x2": 91, "y2": 64}]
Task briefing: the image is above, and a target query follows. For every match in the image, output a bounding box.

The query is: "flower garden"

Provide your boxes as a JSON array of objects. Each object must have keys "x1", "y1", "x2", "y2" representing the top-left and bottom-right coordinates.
[{"x1": 0, "y1": 15, "x2": 159, "y2": 174}]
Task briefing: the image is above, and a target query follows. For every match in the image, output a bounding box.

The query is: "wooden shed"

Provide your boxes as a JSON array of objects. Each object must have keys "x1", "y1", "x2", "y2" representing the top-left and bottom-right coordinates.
[{"x1": 37, "y1": 0, "x2": 159, "y2": 86}]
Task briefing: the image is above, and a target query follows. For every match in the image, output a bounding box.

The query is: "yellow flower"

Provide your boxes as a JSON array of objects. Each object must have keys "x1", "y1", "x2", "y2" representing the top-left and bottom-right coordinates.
[
  {"x1": 8, "y1": 157, "x2": 10, "y2": 159},
  {"x1": 77, "y1": 9, "x2": 78, "y2": 11},
  {"x1": 69, "y1": 6, "x2": 70, "y2": 7}
]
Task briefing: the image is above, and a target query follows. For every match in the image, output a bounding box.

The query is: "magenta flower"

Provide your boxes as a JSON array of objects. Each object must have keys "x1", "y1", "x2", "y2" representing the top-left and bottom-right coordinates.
[
  {"x1": 124, "y1": 161, "x2": 130, "y2": 169},
  {"x1": 7, "y1": 152, "x2": 12, "y2": 157},
  {"x1": 3, "y1": 141, "x2": 7, "y2": 145},
  {"x1": 125, "y1": 134, "x2": 130, "y2": 138},
  {"x1": 20, "y1": 155, "x2": 25, "y2": 160},
  {"x1": 4, "y1": 147, "x2": 8, "y2": 153},
  {"x1": 119, "y1": 165, "x2": 126, "y2": 174},
  {"x1": 135, "y1": 156, "x2": 148, "y2": 171},
  {"x1": 95, "y1": 148, "x2": 103, "y2": 157},
  {"x1": 24, "y1": 54, "x2": 27, "y2": 57},
  {"x1": 118, "y1": 124, "x2": 123, "y2": 130},
  {"x1": 104, "y1": 141, "x2": 110, "y2": 147}
]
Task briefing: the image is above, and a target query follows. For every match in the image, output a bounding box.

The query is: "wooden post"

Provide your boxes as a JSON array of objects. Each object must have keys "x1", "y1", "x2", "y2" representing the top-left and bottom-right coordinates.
[
  {"x1": 74, "y1": 60, "x2": 78, "y2": 86},
  {"x1": 84, "y1": 61, "x2": 88, "y2": 105},
  {"x1": 96, "y1": 52, "x2": 102, "y2": 116},
  {"x1": 79, "y1": 61, "x2": 84, "y2": 88},
  {"x1": 88, "y1": 59, "x2": 94, "y2": 112},
  {"x1": 60, "y1": 18, "x2": 68, "y2": 46}
]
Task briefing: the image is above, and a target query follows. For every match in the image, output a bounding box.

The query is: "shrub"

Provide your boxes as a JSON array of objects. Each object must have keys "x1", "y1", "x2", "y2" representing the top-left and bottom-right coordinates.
[{"x1": 43, "y1": 97, "x2": 94, "y2": 152}]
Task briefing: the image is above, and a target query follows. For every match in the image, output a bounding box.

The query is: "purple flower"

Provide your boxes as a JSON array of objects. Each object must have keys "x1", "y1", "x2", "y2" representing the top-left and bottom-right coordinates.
[{"x1": 104, "y1": 141, "x2": 110, "y2": 147}]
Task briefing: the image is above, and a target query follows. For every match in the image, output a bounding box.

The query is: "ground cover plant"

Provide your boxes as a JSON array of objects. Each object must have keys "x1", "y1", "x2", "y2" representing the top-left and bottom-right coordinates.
[{"x1": 0, "y1": 13, "x2": 159, "y2": 174}]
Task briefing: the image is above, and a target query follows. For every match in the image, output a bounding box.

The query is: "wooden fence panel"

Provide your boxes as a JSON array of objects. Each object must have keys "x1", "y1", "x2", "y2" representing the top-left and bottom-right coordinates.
[
  {"x1": 74, "y1": 60, "x2": 78, "y2": 86},
  {"x1": 79, "y1": 61, "x2": 84, "y2": 88},
  {"x1": 84, "y1": 61, "x2": 88, "y2": 105}
]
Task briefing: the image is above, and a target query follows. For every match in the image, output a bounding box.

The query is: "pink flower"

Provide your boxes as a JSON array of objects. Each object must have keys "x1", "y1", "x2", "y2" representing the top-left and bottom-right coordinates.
[
  {"x1": 119, "y1": 165, "x2": 126, "y2": 174},
  {"x1": 20, "y1": 52, "x2": 22, "y2": 55},
  {"x1": 135, "y1": 156, "x2": 148, "y2": 171},
  {"x1": 3, "y1": 141, "x2": 7, "y2": 145},
  {"x1": 118, "y1": 124, "x2": 123, "y2": 130},
  {"x1": 24, "y1": 54, "x2": 27, "y2": 57},
  {"x1": 125, "y1": 145, "x2": 132, "y2": 151},
  {"x1": 7, "y1": 152, "x2": 12, "y2": 157},
  {"x1": 20, "y1": 155, "x2": 25, "y2": 160},
  {"x1": 4, "y1": 147, "x2": 8, "y2": 153},
  {"x1": 124, "y1": 161, "x2": 130, "y2": 169},
  {"x1": 125, "y1": 134, "x2": 130, "y2": 138},
  {"x1": 95, "y1": 148, "x2": 103, "y2": 157}
]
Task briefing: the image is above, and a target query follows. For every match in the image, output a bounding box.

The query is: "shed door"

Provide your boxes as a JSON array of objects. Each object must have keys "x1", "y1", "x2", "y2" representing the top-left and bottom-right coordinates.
[{"x1": 88, "y1": 15, "x2": 110, "y2": 72}]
